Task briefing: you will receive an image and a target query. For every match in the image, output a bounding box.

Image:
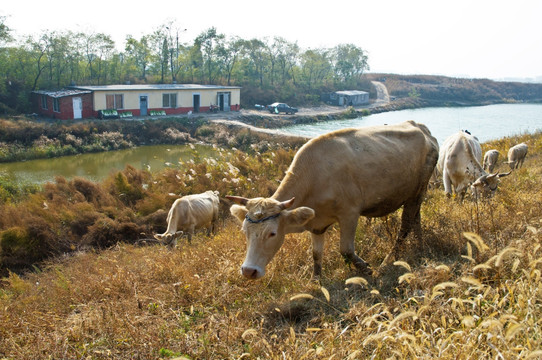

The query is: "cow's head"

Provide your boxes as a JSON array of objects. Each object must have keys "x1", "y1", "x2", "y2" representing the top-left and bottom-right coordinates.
[
  {"x1": 154, "y1": 231, "x2": 183, "y2": 247},
  {"x1": 470, "y1": 171, "x2": 511, "y2": 199},
  {"x1": 226, "y1": 196, "x2": 315, "y2": 279}
]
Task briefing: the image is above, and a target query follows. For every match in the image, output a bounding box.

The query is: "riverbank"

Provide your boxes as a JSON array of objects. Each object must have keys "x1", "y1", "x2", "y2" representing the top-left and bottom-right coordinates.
[
  {"x1": 0, "y1": 94, "x2": 533, "y2": 164},
  {"x1": 0, "y1": 104, "x2": 363, "y2": 163}
]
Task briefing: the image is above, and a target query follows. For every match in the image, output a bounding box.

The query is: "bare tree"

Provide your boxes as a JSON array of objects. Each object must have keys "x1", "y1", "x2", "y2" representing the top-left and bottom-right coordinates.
[
  {"x1": 216, "y1": 36, "x2": 243, "y2": 86},
  {"x1": 195, "y1": 27, "x2": 225, "y2": 84},
  {"x1": 25, "y1": 34, "x2": 49, "y2": 91}
]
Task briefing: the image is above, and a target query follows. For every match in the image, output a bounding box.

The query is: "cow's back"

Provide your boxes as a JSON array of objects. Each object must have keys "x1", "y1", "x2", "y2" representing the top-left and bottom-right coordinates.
[
  {"x1": 507, "y1": 143, "x2": 528, "y2": 169},
  {"x1": 275, "y1": 121, "x2": 438, "y2": 219},
  {"x1": 174, "y1": 191, "x2": 219, "y2": 228},
  {"x1": 438, "y1": 132, "x2": 482, "y2": 172},
  {"x1": 508, "y1": 143, "x2": 528, "y2": 160},
  {"x1": 483, "y1": 149, "x2": 500, "y2": 171}
]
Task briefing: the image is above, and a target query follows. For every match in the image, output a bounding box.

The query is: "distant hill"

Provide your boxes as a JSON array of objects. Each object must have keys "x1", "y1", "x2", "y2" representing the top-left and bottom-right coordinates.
[
  {"x1": 497, "y1": 76, "x2": 542, "y2": 84},
  {"x1": 366, "y1": 73, "x2": 542, "y2": 106}
]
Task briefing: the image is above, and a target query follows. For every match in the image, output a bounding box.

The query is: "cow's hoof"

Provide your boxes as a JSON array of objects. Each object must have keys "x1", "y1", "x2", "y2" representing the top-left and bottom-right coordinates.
[
  {"x1": 354, "y1": 261, "x2": 373, "y2": 276},
  {"x1": 359, "y1": 265, "x2": 373, "y2": 276}
]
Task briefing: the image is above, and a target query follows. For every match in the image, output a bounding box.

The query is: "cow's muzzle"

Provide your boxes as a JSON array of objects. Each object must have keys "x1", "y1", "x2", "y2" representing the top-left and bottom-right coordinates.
[{"x1": 241, "y1": 264, "x2": 264, "y2": 279}]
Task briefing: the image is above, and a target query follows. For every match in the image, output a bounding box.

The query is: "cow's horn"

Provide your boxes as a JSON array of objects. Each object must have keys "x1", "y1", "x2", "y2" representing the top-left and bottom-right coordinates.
[
  {"x1": 279, "y1": 197, "x2": 295, "y2": 209},
  {"x1": 486, "y1": 173, "x2": 498, "y2": 179},
  {"x1": 226, "y1": 195, "x2": 249, "y2": 205},
  {"x1": 497, "y1": 171, "x2": 512, "y2": 178}
]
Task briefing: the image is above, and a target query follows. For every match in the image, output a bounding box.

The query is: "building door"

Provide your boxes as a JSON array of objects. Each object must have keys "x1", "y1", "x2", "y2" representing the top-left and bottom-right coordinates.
[
  {"x1": 218, "y1": 94, "x2": 224, "y2": 111},
  {"x1": 72, "y1": 97, "x2": 82, "y2": 119},
  {"x1": 223, "y1": 93, "x2": 230, "y2": 111},
  {"x1": 139, "y1": 95, "x2": 148, "y2": 116},
  {"x1": 193, "y1": 94, "x2": 200, "y2": 113}
]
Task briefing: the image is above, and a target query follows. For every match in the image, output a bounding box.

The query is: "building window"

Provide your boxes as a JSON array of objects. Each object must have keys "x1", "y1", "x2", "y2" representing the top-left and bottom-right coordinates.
[
  {"x1": 41, "y1": 95, "x2": 48, "y2": 110},
  {"x1": 53, "y1": 98, "x2": 60, "y2": 112},
  {"x1": 162, "y1": 93, "x2": 177, "y2": 108},
  {"x1": 106, "y1": 94, "x2": 124, "y2": 109}
]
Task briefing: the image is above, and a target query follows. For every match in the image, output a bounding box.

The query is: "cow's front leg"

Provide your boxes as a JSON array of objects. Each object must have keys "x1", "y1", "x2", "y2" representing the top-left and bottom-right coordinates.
[
  {"x1": 442, "y1": 168, "x2": 453, "y2": 197},
  {"x1": 310, "y1": 232, "x2": 325, "y2": 281},
  {"x1": 339, "y1": 216, "x2": 371, "y2": 275},
  {"x1": 187, "y1": 225, "x2": 195, "y2": 243}
]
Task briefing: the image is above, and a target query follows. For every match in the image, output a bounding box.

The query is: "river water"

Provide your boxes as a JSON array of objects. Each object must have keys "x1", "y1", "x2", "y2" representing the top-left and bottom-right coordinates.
[
  {"x1": 1, "y1": 103, "x2": 541, "y2": 184},
  {"x1": 280, "y1": 103, "x2": 542, "y2": 145},
  {"x1": 0, "y1": 144, "x2": 217, "y2": 184}
]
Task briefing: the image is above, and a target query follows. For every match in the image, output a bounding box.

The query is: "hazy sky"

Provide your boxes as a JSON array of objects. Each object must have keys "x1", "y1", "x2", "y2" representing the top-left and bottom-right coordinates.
[{"x1": 2, "y1": 0, "x2": 541, "y2": 80}]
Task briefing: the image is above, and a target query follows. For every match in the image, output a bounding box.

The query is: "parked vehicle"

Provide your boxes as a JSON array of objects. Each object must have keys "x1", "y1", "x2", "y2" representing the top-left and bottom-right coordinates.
[{"x1": 266, "y1": 102, "x2": 298, "y2": 114}]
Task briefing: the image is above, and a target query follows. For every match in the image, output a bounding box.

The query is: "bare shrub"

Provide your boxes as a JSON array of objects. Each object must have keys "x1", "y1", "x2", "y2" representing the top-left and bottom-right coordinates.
[
  {"x1": 82, "y1": 218, "x2": 145, "y2": 248},
  {"x1": 71, "y1": 177, "x2": 115, "y2": 207},
  {"x1": 164, "y1": 127, "x2": 193, "y2": 143},
  {"x1": 32, "y1": 135, "x2": 58, "y2": 148},
  {"x1": 139, "y1": 209, "x2": 168, "y2": 234},
  {"x1": 92, "y1": 131, "x2": 132, "y2": 150},
  {"x1": 63, "y1": 133, "x2": 83, "y2": 147}
]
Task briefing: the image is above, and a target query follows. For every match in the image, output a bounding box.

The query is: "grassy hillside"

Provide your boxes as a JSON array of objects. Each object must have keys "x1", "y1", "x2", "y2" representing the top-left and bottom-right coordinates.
[
  {"x1": 366, "y1": 73, "x2": 542, "y2": 106},
  {"x1": 1, "y1": 132, "x2": 542, "y2": 359}
]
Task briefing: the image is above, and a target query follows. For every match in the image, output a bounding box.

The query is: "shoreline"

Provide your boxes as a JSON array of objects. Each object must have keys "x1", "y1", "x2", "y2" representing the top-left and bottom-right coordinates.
[{"x1": 0, "y1": 97, "x2": 531, "y2": 164}]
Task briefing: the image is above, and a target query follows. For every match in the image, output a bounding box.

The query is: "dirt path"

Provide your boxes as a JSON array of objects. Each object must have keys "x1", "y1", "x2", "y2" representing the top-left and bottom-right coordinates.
[
  {"x1": 211, "y1": 118, "x2": 300, "y2": 136},
  {"x1": 208, "y1": 81, "x2": 390, "y2": 133},
  {"x1": 371, "y1": 81, "x2": 390, "y2": 106}
]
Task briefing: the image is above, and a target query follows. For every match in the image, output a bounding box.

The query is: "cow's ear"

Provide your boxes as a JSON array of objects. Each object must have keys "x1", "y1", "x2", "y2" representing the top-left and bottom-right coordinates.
[
  {"x1": 226, "y1": 195, "x2": 248, "y2": 205},
  {"x1": 230, "y1": 204, "x2": 248, "y2": 224},
  {"x1": 470, "y1": 179, "x2": 482, "y2": 187},
  {"x1": 284, "y1": 207, "x2": 315, "y2": 226}
]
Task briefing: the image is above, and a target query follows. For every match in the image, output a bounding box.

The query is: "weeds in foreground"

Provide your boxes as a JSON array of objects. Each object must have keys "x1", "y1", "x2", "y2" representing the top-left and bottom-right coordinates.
[{"x1": 0, "y1": 132, "x2": 541, "y2": 359}]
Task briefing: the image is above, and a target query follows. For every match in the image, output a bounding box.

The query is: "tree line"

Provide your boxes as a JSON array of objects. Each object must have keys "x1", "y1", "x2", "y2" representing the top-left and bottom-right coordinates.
[{"x1": 0, "y1": 18, "x2": 371, "y2": 114}]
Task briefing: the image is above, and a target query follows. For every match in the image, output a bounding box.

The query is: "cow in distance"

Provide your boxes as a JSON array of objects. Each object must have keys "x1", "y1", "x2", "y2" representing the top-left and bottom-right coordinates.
[
  {"x1": 437, "y1": 131, "x2": 510, "y2": 200},
  {"x1": 155, "y1": 190, "x2": 220, "y2": 247},
  {"x1": 483, "y1": 149, "x2": 500, "y2": 173},
  {"x1": 507, "y1": 143, "x2": 528, "y2": 170}
]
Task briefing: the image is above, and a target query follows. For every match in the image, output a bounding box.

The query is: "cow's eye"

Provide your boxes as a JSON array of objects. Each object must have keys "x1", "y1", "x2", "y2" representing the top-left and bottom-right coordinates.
[{"x1": 269, "y1": 232, "x2": 276, "y2": 238}]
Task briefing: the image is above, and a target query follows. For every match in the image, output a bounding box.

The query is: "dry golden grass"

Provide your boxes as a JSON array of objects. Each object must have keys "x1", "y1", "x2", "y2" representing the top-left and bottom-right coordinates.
[{"x1": 1, "y1": 133, "x2": 542, "y2": 359}]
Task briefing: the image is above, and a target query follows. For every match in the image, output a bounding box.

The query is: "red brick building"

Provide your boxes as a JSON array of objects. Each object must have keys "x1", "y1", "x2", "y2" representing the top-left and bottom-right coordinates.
[{"x1": 32, "y1": 89, "x2": 93, "y2": 120}]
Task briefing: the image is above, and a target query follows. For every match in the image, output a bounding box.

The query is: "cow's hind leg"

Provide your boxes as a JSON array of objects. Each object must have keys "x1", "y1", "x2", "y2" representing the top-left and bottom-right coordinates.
[
  {"x1": 383, "y1": 196, "x2": 423, "y2": 266},
  {"x1": 212, "y1": 212, "x2": 219, "y2": 235},
  {"x1": 339, "y1": 216, "x2": 371, "y2": 275},
  {"x1": 187, "y1": 226, "x2": 194, "y2": 243}
]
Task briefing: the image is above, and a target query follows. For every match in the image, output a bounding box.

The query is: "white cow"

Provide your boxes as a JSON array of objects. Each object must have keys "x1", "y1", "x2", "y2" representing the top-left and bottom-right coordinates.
[
  {"x1": 227, "y1": 121, "x2": 439, "y2": 280},
  {"x1": 483, "y1": 149, "x2": 500, "y2": 172},
  {"x1": 154, "y1": 190, "x2": 220, "y2": 247},
  {"x1": 507, "y1": 143, "x2": 528, "y2": 169},
  {"x1": 437, "y1": 131, "x2": 510, "y2": 200}
]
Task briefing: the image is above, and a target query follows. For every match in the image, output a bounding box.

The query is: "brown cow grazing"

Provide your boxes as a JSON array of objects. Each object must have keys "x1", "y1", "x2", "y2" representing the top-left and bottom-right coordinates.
[
  {"x1": 507, "y1": 143, "x2": 528, "y2": 169},
  {"x1": 483, "y1": 149, "x2": 500, "y2": 173},
  {"x1": 155, "y1": 190, "x2": 220, "y2": 247},
  {"x1": 227, "y1": 121, "x2": 439, "y2": 280}
]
